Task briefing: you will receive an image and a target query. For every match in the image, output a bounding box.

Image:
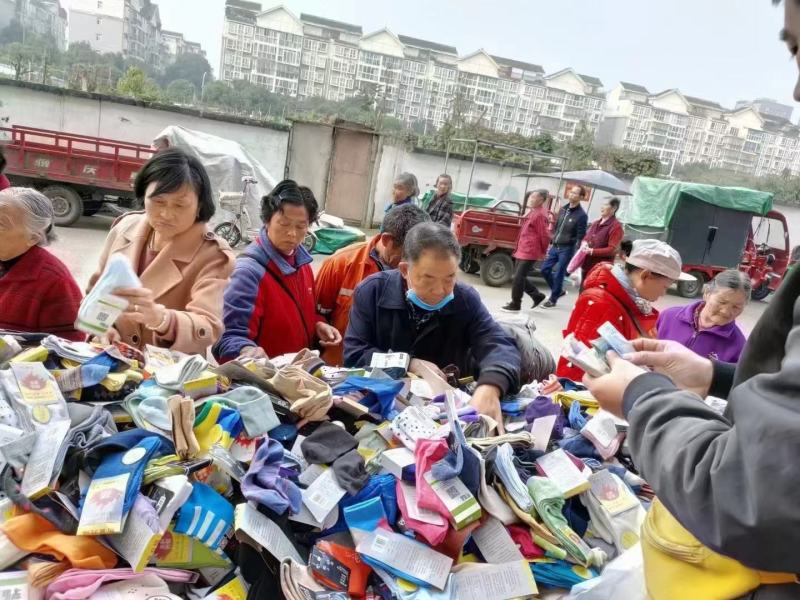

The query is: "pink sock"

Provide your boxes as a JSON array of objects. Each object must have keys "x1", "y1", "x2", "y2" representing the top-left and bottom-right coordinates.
[
  {"x1": 414, "y1": 438, "x2": 450, "y2": 516},
  {"x1": 395, "y1": 480, "x2": 449, "y2": 546}
]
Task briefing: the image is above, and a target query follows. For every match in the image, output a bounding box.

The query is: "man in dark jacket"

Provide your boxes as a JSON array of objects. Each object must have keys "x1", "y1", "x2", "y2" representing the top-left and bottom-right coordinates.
[
  {"x1": 344, "y1": 222, "x2": 521, "y2": 431},
  {"x1": 540, "y1": 185, "x2": 588, "y2": 308}
]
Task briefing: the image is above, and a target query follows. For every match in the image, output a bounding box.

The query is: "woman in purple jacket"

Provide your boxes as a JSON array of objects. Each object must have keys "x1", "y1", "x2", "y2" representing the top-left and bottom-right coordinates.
[{"x1": 657, "y1": 269, "x2": 749, "y2": 362}]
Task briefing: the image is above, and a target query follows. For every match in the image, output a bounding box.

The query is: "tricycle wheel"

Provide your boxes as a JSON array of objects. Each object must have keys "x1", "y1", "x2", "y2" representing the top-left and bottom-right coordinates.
[
  {"x1": 752, "y1": 282, "x2": 771, "y2": 301},
  {"x1": 214, "y1": 222, "x2": 242, "y2": 247},
  {"x1": 460, "y1": 252, "x2": 480, "y2": 275},
  {"x1": 302, "y1": 232, "x2": 317, "y2": 253},
  {"x1": 43, "y1": 185, "x2": 83, "y2": 227},
  {"x1": 677, "y1": 270, "x2": 706, "y2": 298},
  {"x1": 480, "y1": 252, "x2": 514, "y2": 287}
]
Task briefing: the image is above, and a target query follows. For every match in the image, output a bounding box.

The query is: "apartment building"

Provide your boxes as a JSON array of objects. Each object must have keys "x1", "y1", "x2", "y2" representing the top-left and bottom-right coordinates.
[
  {"x1": 219, "y1": 1, "x2": 605, "y2": 139},
  {"x1": 0, "y1": 0, "x2": 67, "y2": 49},
  {"x1": 69, "y1": 0, "x2": 163, "y2": 70},
  {"x1": 598, "y1": 83, "x2": 800, "y2": 176},
  {"x1": 162, "y1": 30, "x2": 206, "y2": 64},
  {"x1": 735, "y1": 98, "x2": 793, "y2": 121}
]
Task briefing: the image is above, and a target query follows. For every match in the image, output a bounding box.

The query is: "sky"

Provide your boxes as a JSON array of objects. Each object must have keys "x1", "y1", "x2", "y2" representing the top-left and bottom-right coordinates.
[{"x1": 61, "y1": 0, "x2": 798, "y2": 116}]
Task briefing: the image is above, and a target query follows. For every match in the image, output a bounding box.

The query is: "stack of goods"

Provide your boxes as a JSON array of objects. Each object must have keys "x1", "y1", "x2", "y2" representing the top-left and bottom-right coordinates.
[{"x1": 0, "y1": 333, "x2": 651, "y2": 599}]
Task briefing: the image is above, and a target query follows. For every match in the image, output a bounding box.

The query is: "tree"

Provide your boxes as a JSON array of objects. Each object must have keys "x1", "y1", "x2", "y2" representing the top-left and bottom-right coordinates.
[
  {"x1": 116, "y1": 67, "x2": 161, "y2": 102},
  {"x1": 165, "y1": 79, "x2": 196, "y2": 104},
  {"x1": 594, "y1": 146, "x2": 661, "y2": 178},
  {"x1": 564, "y1": 121, "x2": 595, "y2": 169},
  {"x1": 0, "y1": 20, "x2": 23, "y2": 45},
  {"x1": 162, "y1": 53, "x2": 212, "y2": 91},
  {"x1": 1, "y1": 42, "x2": 38, "y2": 80}
]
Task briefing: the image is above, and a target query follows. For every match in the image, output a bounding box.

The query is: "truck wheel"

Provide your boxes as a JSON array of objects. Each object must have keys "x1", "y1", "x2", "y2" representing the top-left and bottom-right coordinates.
[
  {"x1": 43, "y1": 185, "x2": 83, "y2": 227},
  {"x1": 752, "y1": 282, "x2": 771, "y2": 301},
  {"x1": 677, "y1": 270, "x2": 705, "y2": 298},
  {"x1": 480, "y1": 252, "x2": 513, "y2": 287}
]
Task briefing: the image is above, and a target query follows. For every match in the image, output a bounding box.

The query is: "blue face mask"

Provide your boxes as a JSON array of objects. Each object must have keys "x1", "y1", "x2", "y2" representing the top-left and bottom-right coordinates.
[{"x1": 406, "y1": 289, "x2": 454, "y2": 312}]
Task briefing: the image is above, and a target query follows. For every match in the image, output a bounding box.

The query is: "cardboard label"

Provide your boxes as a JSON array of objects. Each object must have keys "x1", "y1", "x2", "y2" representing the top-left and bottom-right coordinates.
[
  {"x1": 152, "y1": 527, "x2": 230, "y2": 569},
  {"x1": 77, "y1": 473, "x2": 129, "y2": 535},
  {"x1": 423, "y1": 471, "x2": 481, "y2": 529},
  {"x1": 356, "y1": 529, "x2": 453, "y2": 590},
  {"x1": 530, "y1": 414, "x2": 557, "y2": 452},
  {"x1": 472, "y1": 516, "x2": 524, "y2": 564},
  {"x1": 76, "y1": 293, "x2": 128, "y2": 336},
  {"x1": 200, "y1": 575, "x2": 248, "y2": 600},
  {"x1": 588, "y1": 470, "x2": 640, "y2": 516},
  {"x1": 451, "y1": 560, "x2": 538, "y2": 600},
  {"x1": 302, "y1": 467, "x2": 346, "y2": 523},
  {"x1": 399, "y1": 482, "x2": 445, "y2": 526},
  {"x1": 310, "y1": 546, "x2": 350, "y2": 591},
  {"x1": 20, "y1": 420, "x2": 71, "y2": 499},
  {"x1": 234, "y1": 503, "x2": 304, "y2": 564},
  {"x1": 380, "y1": 447, "x2": 415, "y2": 479},
  {"x1": 369, "y1": 352, "x2": 410, "y2": 370},
  {"x1": 536, "y1": 449, "x2": 591, "y2": 498},
  {"x1": 109, "y1": 496, "x2": 164, "y2": 572}
]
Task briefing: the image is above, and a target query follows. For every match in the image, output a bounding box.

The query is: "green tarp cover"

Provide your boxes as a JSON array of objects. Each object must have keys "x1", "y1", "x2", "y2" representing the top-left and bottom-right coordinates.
[
  {"x1": 420, "y1": 189, "x2": 495, "y2": 211},
  {"x1": 312, "y1": 227, "x2": 366, "y2": 255},
  {"x1": 622, "y1": 177, "x2": 774, "y2": 228}
]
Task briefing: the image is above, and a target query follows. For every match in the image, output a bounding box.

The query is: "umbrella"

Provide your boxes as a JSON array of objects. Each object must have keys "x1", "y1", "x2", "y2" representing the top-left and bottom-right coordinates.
[{"x1": 513, "y1": 169, "x2": 632, "y2": 196}]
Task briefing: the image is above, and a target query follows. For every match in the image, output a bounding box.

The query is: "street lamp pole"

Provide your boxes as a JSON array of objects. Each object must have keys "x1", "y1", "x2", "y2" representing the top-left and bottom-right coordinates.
[{"x1": 200, "y1": 71, "x2": 208, "y2": 104}]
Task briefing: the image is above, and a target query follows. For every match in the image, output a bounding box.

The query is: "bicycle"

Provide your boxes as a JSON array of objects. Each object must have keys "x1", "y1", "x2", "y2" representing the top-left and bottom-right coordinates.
[{"x1": 214, "y1": 176, "x2": 258, "y2": 248}]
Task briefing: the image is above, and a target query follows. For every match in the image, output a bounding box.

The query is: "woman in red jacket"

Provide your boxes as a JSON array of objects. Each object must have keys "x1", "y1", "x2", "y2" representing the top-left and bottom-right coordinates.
[
  {"x1": 581, "y1": 197, "x2": 624, "y2": 283},
  {"x1": 0, "y1": 187, "x2": 84, "y2": 340},
  {"x1": 557, "y1": 239, "x2": 693, "y2": 380}
]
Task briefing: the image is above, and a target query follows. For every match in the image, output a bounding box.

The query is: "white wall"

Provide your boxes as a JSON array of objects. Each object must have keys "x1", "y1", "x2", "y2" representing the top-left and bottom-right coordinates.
[
  {"x1": 0, "y1": 83, "x2": 289, "y2": 182},
  {"x1": 69, "y1": 9, "x2": 124, "y2": 54}
]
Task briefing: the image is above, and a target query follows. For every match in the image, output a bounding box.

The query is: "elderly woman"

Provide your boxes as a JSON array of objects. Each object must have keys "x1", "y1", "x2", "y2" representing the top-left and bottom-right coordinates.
[
  {"x1": 0, "y1": 187, "x2": 83, "y2": 340},
  {"x1": 385, "y1": 172, "x2": 419, "y2": 217},
  {"x1": 426, "y1": 173, "x2": 454, "y2": 227},
  {"x1": 88, "y1": 148, "x2": 235, "y2": 354},
  {"x1": 213, "y1": 180, "x2": 341, "y2": 362},
  {"x1": 657, "y1": 269, "x2": 749, "y2": 362}
]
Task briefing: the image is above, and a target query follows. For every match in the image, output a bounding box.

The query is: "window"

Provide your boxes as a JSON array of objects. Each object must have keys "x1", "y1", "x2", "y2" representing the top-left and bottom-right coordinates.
[
  {"x1": 243, "y1": 41, "x2": 252, "y2": 53},
  {"x1": 96, "y1": 33, "x2": 102, "y2": 40},
  {"x1": 97, "y1": 0, "x2": 103, "y2": 7},
  {"x1": 315, "y1": 56, "x2": 326, "y2": 68}
]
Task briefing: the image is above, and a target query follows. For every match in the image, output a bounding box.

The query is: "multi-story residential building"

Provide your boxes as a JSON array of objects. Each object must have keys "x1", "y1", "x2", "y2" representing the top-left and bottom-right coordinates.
[
  {"x1": 162, "y1": 30, "x2": 206, "y2": 64},
  {"x1": 219, "y1": 1, "x2": 606, "y2": 140},
  {"x1": 69, "y1": 0, "x2": 163, "y2": 70},
  {"x1": 0, "y1": 0, "x2": 67, "y2": 49},
  {"x1": 599, "y1": 83, "x2": 800, "y2": 176},
  {"x1": 735, "y1": 97, "x2": 793, "y2": 121}
]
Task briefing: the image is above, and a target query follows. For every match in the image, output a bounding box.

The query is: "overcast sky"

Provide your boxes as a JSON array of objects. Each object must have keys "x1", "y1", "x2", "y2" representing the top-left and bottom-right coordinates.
[{"x1": 61, "y1": 0, "x2": 797, "y2": 116}]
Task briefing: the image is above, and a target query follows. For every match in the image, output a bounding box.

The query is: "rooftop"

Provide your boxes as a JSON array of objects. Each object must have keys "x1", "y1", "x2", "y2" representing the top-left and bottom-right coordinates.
[
  {"x1": 398, "y1": 35, "x2": 457, "y2": 55},
  {"x1": 300, "y1": 13, "x2": 362, "y2": 34},
  {"x1": 226, "y1": 0, "x2": 261, "y2": 11},
  {"x1": 685, "y1": 95, "x2": 724, "y2": 110},
  {"x1": 620, "y1": 81, "x2": 649, "y2": 94},
  {"x1": 579, "y1": 74, "x2": 603, "y2": 87},
  {"x1": 491, "y1": 55, "x2": 544, "y2": 74},
  {"x1": 161, "y1": 30, "x2": 182, "y2": 37}
]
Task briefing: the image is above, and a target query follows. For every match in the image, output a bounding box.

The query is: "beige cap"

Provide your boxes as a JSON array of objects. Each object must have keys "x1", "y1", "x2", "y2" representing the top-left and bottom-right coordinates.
[{"x1": 627, "y1": 239, "x2": 695, "y2": 281}]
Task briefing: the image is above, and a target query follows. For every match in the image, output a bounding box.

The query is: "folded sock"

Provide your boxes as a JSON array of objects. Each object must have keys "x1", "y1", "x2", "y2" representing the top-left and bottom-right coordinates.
[
  {"x1": 2, "y1": 512, "x2": 117, "y2": 569},
  {"x1": 395, "y1": 479, "x2": 448, "y2": 547},
  {"x1": 507, "y1": 525, "x2": 546, "y2": 559},
  {"x1": 332, "y1": 449, "x2": 369, "y2": 496},
  {"x1": 193, "y1": 401, "x2": 243, "y2": 452},
  {"x1": 76, "y1": 253, "x2": 141, "y2": 336},
  {"x1": 45, "y1": 567, "x2": 197, "y2": 600},
  {"x1": 301, "y1": 422, "x2": 357, "y2": 464},
  {"x1": 332, "y1": 377, "x2": 403, "y2": 420},
  {"x1": 494, "y1": 443, "x2": 534, "y2": 513},
  {"x1": 242, "y1": 438, "x2": 302, "y2": 516},
  {"x1": 215, "y1": 386, "x2": 280, "y2": 438},
  {"x1": 343, "y1": 496, "x2": 388, "y2": 546},
  {"x1": 414, "y1": 438, "x2": 450, "y2": 517},
  {"x1": 469, "y1": 445, "x2": 517, "y2": 526},
  {"x1": 174, "y1": 482, "x2": 234, "y2": 550}
]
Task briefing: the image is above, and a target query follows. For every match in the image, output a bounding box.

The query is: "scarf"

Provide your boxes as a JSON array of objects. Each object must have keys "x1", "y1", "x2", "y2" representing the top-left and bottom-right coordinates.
[{"x1": 611, "y1": 264, "x2": 652, "y2": 316}]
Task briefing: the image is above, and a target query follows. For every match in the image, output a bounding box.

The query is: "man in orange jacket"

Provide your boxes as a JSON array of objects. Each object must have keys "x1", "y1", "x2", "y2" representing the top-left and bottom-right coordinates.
[{"x1": 315, "y1": 204, "x2": 430, "y2": 365}]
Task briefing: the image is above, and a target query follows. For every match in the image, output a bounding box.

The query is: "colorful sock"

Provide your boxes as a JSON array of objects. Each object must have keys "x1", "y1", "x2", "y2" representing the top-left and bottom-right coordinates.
[
  {"x1": 395, "y1": 479, "x2": 448, "y2": 547},
  {"x1": 174, "y1": 482, "x2": 234, "y2": 550},
  {"x1": 343, "y1": 497, "x2": 388, "y2": 546},
  {"x1": 194, "y1": 401, "x2": 243, "y2": 452},
  {"x1": 242, "y1": 438, "x2": 302, "y2": 516},
  {"x1": 414, "y1": 438, "x2": 450, "y2": 516}
]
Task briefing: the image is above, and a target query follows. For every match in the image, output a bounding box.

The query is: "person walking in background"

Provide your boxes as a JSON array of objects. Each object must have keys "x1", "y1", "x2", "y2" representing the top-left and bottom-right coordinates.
[
  {"x1": 213, "y1": 180, "x2": 341, "y2": 362},
  {"x1": 540, "y1": 185, "x2": 588, "y2": 308},
  {"x1": 315, "y1": 204, "x2": 430, "y2": 366},
  {"x1": 426, "y1": 174, "x2": 454, "y2": 227},
  {"x1": 657, "y1": 269, "x2": 749, "y2": 362},
  {"x1": 502, "y1": 189, "x2": 551, "y2": 312},
  {"x1": 581, "y1": 197, "x2": 624, "y2": 282}
]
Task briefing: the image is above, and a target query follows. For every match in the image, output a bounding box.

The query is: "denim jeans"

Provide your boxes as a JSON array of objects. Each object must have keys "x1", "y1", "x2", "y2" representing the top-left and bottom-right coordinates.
[{"x1": 540, "y1": 245, "x2": 575, "y2": 303}]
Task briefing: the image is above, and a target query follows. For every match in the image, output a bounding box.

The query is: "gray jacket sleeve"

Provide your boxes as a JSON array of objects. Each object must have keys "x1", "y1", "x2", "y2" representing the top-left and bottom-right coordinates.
[{"x1": 622, "y1": 319, "x2": 800, "y2": 572}]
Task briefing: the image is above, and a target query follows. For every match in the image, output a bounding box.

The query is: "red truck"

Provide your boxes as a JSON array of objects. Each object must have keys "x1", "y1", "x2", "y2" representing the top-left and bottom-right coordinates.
[{"x1": 1, "y1": 125, "x2": 154, "y2": 226}]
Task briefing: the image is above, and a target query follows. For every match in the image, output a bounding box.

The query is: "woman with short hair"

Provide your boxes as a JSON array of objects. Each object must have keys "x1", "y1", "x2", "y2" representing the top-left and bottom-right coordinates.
[
  {"x1": 657, "y1": 269, "x2": 749, "y2": 362},
  {"x1": 426, "y1": 173, "x2": 454, "y2": 227},
  {"x1": 385, "y1": 172, "x2": 419, "y2": 217},
  {"x1": 0, "y1": 187, "x2": 83, "y2": 340},
  {"x1": 88, "y1": 147, "x2": 235, "y2": 354},
  {"x1": 213, "y1": 180, "x2": 342, "y2": 362}
]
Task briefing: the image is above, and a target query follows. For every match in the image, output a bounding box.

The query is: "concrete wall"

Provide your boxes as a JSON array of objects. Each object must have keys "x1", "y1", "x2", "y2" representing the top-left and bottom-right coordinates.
[
  {"x1": 286, "y1": 122, "x2": 334, "y2": 210},
  {"x1": 0, "y1": 82, "x2": 290, "y2": 183}
]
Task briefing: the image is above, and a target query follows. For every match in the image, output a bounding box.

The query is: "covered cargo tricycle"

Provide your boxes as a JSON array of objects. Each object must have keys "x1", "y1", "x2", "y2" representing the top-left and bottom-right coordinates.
[{"x1": 621, "y1": 177, "x2": 790, "y2": 300}]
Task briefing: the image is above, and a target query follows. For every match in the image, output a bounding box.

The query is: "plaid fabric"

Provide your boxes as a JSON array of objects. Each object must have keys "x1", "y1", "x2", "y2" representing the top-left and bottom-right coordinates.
[{"x1": 426, "y1": 194, "x2": 454, "y2": 227}]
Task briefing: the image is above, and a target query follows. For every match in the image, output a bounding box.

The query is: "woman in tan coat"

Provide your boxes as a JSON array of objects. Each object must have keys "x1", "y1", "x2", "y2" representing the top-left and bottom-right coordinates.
[{"x1": 88, "y1": 148, "x2": 235, "y2": 355}]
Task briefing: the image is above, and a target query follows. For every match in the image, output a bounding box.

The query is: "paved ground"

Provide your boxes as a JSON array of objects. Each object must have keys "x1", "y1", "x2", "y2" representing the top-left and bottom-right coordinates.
[{"x1": 53, "y1": 215, "x2": 769, "y2": 355}]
